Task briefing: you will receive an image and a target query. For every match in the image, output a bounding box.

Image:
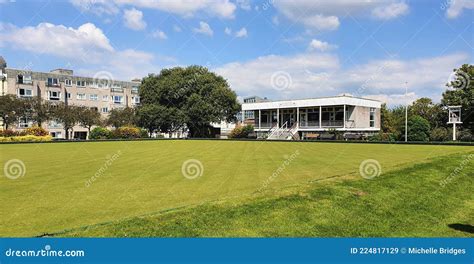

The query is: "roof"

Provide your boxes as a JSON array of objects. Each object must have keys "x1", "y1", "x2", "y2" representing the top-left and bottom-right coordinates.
[{"x1": 241, "y1": 95, "x2": 381, "y2": 110}]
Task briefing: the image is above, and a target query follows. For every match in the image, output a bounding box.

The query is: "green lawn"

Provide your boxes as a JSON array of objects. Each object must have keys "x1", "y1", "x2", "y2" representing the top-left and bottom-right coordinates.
[{"x1": 0, "y1": 140, "x2": 472, "y2": 237}]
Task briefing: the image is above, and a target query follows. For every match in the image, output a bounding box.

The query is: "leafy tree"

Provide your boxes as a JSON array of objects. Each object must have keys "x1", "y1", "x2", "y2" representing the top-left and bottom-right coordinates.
[
  {"x1": 137, "y1": 104, "x2": 185, "y2": 136},
  {"x1": 77, "y1": 107, "x2": 102, "y2": 139},
  {"x1": 139, "y1": 66, "x2": 240, "y2": 137},
  {"x1": 410, "y1": 97, "x2": 445, "y2": 129},
  {"x1": 52, "y1": 104, "x2": 79, "y2": 140},
  {"x1": 407, "y1": 115, "x2": 431, "y2": 141},
  {"x1": 0, "y1": 95, "x2": 23, "y2": 129},
  {"x1": 430, "y1": 127, "x2": 449, "y2": 142},
  {"x1": 107, "y1": 107, "x2": 136, "y2": 128},
  {"x1": 442, "y1": 64, "x2": 473, "y2": 132},
  {"x1": 380, "y1": 103, "x2": 398, "y2": 135}
]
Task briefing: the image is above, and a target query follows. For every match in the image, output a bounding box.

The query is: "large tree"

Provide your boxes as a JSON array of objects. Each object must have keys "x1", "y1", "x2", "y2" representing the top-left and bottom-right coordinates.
[
  {"x1": 107, "y1": 107, "x2": 136, "y2": 128},
  {"x1": 25, "y1": 97, "x2": 53, "y2": 128},
  {"x1": 409, "y1": 97, "x2": 445, "y2": 129},
  {"x1": 0, "y1": 95, "x2": 23, "y2": 130},
  {"x1": 52, "y1": 103, "x2": 79, "y2": 140},
  {"x1": 441, "y1": 64, "x2": 473, "y2": 132},
  {"x1": 137, "y1": 104, "x2": 185, "y2": 136},
  {"x1": 77, "y1": 107, "x2": 102, "y2": 139},
  {"x1": 139, "y1": 66, "x2": 240, "y2": 137}
]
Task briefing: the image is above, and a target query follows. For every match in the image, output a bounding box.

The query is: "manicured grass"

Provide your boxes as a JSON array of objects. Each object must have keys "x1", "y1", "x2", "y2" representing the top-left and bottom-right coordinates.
[
  {"x1": 0, "y1": 140, "x2": 472, "y2": 237},
  {"x1": 61, "y1": 152, "x2": 474, "y2": 237}
]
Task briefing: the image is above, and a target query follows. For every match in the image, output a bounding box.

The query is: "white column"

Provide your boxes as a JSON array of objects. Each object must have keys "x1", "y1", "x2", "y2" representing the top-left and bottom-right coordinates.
[
  {"x1": 277, "y1": 108, "x2": 280, "y2": 128},
  {"x1": 319, "y1": 106, "x2": 322, "y2": 128},
  {"x1": 258, "y1": 110, "x2": 261, "y2": 130},
  {"x1": 296, "y1": 107, "x2": 299, "y2": 128},
  {"x1": 343, "y1": 104, "x2": 346, "y2": 129}
]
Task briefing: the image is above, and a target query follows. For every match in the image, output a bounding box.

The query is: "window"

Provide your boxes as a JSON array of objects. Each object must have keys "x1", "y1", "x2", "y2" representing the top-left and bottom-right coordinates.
[
  {"x1": 77, "y1": 93, "x2": 86, "y2": 100},
  {"x1": 67, "y1": 93, "x2": 71, "y2": 99},
  {"x1": 48, "y1": 91, "x2": 61, "y2": 100},
  {"x1": 17, "y1": 74, "x2": 32, "y2": 84},
  {"x1": 132, "y1": 96, "x2": 140, "y2": 104},
  {"x1": 18, "y1": 117, "x2": 32, "y2": 128},
  {"x1": 369, "y1": 108, "x2": 376, "y2": 128},
  {"x1": 101, "y1": 107, "x2": 108, "y2": 113},
  {"x1": 18, "y1": 88, "x2": 33, "y2": 97},
  {"x1": 102, "y1": 95, "x2": 109, "y2": 101},
  {"x1": 89, "y1": 94, "x2": 98, "y2": 101},
  {"x1": 131, "y1": 86, "x2": 139, "y2": 94},
  {"x1": 76, "y1": 80, "x2": 87, "y2": 87},
  {"x1": 65, "y1": 79, "x2": 72, "y2": 86},
  {"x1": 50, "y1": 132, "x2": 62, "y2": 138},
  {"x1": 113, "y1": 95, "x2": 123, "y2": 104},
  {"x1": 47, "y1": 78, "x2": 59, "y2": 87},
  {"x1": 48, "y1": 120, "x2": 62, "y2": 129}
]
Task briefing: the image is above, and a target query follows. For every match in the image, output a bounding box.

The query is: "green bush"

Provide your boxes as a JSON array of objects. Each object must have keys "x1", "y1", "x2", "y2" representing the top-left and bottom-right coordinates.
[
  {"x1": 24, "y1": 126, "x2": 49, "y2": 136},
  {"x1": 458, "y1": 129, "x2": 472, "y2": 142},
  {"x1": 0, "y1": 130, "x2": 20, "y2": 137},
  {"x1": 430, "y1": 127, "x2": 449, "y2": 142},
  {"x1": 112, "y1": 126, "x2": 142, "y2": 139},
  {"x1": 0, "y1": 135, "x2": 52, "y2": 142},
  {"x1": 140, "y1": 128, "x2": 149, "y2": 138},
  {"x1": 229, "y1": 125, "x2": 254, "y2": 138},
  {"x1": 89, "y1": 127, "x2": 111, "y2": 140},
  {"x1": 407, "y1": 115, "x2": 431, "y2": 142},
  {"x1": 369, "y1": 132, "x2": 397, "y2": 142}
]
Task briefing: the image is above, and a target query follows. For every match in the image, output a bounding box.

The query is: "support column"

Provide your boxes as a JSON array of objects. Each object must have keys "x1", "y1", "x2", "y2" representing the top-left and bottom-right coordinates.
[
  {"x1": 296, "y1": 107, "x2": 299, "y2": 128},
  {"x1": 319, "y1": 106, "x2": 322, "y2": 128},
  {"x1": 258, "y1": 110, "x2": 261, "y2": 130},
  {"x1": 343, "y1": 104, "x2": 346, "y2": 129},
  {"x1": 277, "y1": 108, "x2": 280, "y2": 128}
]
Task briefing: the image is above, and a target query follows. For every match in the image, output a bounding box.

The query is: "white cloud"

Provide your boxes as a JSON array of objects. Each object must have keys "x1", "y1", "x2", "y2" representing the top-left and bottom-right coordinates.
[
  {"x1": 372, "y1": 2, "x2": 409, "y2": 20},
  {"x1": 236, "y1": 0, "x2": 251, "y2": 11},
  {"x1": 123, "y1": 8, "x2": 146, "y2": 30},
  {"x1": 215, "y1": 52, "x2": 469, "y2": 105},
  {"x1": 0, "y1": 22, "x2": 166, "y2": 81},
  {"x1": 70, "y1": 0, "x2": 120, "y2": 15},
  {"x1": 235, "y1": 27, "x2": 248, "y2": 38},
  {"x1": 151, "y1": 29, "x2": 167, "y2": 40},
  {"x1": 445, "y1": 0, "x2": 474, "y2": 18},
  {"x1": 123, "y1": 0, "x2": 236, "y2": 18},
  {"x1": 193, "y1": 21, "x2": 213, "y2": 36},
  {"x1": 273, "y1": 0, "x2": 409, "y2": 31},
  {"x1": 308, "y1": 39, "x2": 337, "y2": 51},
  {"x1": 173, "y1": 25, "x2": 182, "y2": 32},
  {"x1": 224, "y1": 27, "x2": 232, "y2": 35},
  {"x1": 366, "y1": 92, "x2": 417, "y2": 106}
]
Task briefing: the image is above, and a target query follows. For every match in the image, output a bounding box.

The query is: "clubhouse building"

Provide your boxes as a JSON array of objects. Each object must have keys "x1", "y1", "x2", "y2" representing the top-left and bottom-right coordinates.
[{"x1": 241, "y1": 95, "x2": 381, "y2": 140}]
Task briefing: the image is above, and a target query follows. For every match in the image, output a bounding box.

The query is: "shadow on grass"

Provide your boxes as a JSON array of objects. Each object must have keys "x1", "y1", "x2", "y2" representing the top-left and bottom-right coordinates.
[{"x1": 447, "y1": 223, "x2": 474, "y2": 234}]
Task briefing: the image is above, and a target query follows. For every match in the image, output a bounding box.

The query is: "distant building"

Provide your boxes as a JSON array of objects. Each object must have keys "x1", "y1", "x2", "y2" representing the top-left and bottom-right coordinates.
[{"x1": 242, "y1": 95, "x2": 381, "y2": 140}]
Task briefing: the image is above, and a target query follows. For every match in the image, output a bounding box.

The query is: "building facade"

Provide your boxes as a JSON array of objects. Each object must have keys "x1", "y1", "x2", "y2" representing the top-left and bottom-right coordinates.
[
  {"x1": 242, "y1": 95, "x2": 381, "y2": 140},
  {"x1": 1, "y1": 62, "x2": 140, "y2": 139}
]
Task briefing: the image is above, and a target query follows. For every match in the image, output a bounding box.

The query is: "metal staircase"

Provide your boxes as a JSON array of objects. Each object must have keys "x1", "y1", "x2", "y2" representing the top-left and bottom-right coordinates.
[{"x1": 267, "y1": 122, "x2": 300, "y2": 140}]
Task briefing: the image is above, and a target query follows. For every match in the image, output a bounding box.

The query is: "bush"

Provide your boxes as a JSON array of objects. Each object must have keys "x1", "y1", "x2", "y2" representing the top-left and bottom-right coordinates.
[
  {"x1": 112, "y1": 126, "x2": 142, "y2": 139},
  {"x1": 24, "y1": 126, "x2": 49, "y2": 136},
  {"x1": 369, "y1": 132, "x2": 397, "y2": 142},
  {"x1": 0, "y1": 130, "x2": 19, "y2": 137},
  {"x1": 458, "y1": 129, "x2": 473, "y2": 142},
  {"x1": 430, "y1": 127, "x2": 449, "y2": 142},
  {"x1": 229, "y1": 125, "x2": 254, "y2": 138},
  {"x1": 407, "y1": 115, "x2": 431, "y2": 142},
  {"x1": 140, "y1": 128, "x2": 149, "y2": 138},
  {"x1": 0, "y1": 135, "x2": 52, "y2": 142},
  {"x1": 89, "y1": 127, "x2": 111, "y2": 140}
]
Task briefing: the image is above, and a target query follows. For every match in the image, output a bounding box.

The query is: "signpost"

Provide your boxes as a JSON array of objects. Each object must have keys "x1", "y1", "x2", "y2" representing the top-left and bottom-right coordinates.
[{"x1": 447, "y1": 106, "x2": 462, "y2": 141}]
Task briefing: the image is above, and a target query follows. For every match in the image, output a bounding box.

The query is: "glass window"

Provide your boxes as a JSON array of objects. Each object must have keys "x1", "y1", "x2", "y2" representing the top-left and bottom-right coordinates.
[
  {"x1": 77, "y1": 93, "x2": 86, "y2": 100},
  {"x1": 113, "y1": 95, "x2": 123, "y2": 104},
  {"x1": 370, "y1": 108, "x2": 376, "y2": 127},
  {"x1": 18, "y1": 88, "x2": 33, "y2": 97},
  {"x1": 90, "y1": 94, "x2": 98, "y2": 101},
  {"x1": 65, "y1": 79, "x2": 72, "y2": 86}
]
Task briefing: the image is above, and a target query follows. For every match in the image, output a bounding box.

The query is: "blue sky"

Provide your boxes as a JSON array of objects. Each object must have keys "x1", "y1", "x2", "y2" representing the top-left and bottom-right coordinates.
[{"x1": 0, "y1": 0, "x2": 472, "y2": 105}]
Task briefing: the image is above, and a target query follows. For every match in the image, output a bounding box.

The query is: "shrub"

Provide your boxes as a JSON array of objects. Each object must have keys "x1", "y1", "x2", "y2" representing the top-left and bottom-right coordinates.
[
  {"x1": 229, "y1": 125, "x2": 254, "y2": 138},
  {"x1": 89, "y1": 127, "x2": 111, "y2": 140},
  {"x1": 369, "y1": 132, "x2": 397, "y2": 142},
  {"x1": 430, "y1": 127, "x2": 449, "y2": 142},
  {"x1": 140, "y1": 128, "x2": 149, "y2": 138},
  {"x1": 0, "y1": 130, "x2": 19, "y2": 137},
  {"x1": 458, "y1": 129, "x2": 473, "y2": 142},
  {"x1": 112, "y1": 126, "x2": 142, "y2": 139},
  {"x1": 24, "y1": 126, "x2": 49, "y2": 136},
  {"x1": 407, "y1": 115, "x2": 431, "y2": 142},
  {"x1": 0, "y1": 135, "x2": 52, "y2": 142}
]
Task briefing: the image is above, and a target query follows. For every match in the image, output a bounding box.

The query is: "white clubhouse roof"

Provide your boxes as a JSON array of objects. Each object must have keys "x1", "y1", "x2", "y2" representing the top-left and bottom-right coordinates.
[{"x1": 242, "y1": 95, "x2": 381, "y2": 111}]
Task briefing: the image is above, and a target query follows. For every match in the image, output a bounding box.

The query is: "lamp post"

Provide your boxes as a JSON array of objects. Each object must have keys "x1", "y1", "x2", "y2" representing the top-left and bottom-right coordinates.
[{"x1": 405, "y1": 81, "x2": 408, "y2": 142}]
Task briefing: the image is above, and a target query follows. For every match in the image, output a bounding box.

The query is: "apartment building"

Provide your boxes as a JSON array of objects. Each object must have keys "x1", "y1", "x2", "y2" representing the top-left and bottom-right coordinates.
[{"x1": 0, "y1": 57, "x2": 141, "y2": 139}]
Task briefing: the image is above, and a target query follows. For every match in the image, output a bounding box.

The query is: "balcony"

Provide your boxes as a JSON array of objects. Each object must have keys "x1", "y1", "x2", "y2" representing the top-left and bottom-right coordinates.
[{"x1": 111, "y1": 87, "x2": 124, "y2": 93}]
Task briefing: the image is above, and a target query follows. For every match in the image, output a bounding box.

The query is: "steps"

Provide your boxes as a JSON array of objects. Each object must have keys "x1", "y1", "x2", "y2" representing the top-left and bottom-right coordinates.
[{"x1": 267, "y1": 122, "x2": 299, "y2": 140}]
